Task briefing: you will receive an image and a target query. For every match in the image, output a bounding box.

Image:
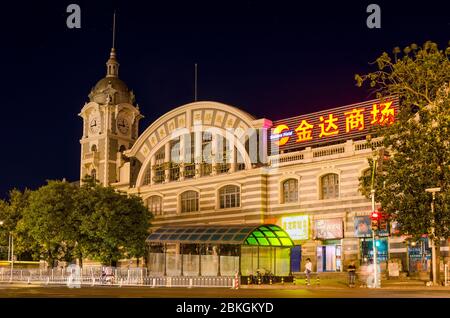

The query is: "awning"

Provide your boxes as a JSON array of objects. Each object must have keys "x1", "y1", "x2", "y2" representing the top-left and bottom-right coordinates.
[{"x1": 146, "y1": 224, "x2": 294, "y2": 247}]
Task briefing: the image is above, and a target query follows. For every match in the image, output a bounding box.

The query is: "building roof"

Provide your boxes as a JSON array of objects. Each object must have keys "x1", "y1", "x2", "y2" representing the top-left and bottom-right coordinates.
[{"x1": 146, "y1": 224, "x2": 294, "y2": 247}]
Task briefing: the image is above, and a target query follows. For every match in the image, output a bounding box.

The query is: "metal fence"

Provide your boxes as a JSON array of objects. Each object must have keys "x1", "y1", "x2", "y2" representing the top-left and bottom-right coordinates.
[{"x1": 0, "y1": 267, "x2": 236, "y2": 288}]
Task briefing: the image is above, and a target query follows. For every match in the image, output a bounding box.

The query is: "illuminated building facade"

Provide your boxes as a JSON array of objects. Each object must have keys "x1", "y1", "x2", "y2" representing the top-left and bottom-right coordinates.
[{"x1": 79, "y1": 46, "x2": 446, "y2": 275}]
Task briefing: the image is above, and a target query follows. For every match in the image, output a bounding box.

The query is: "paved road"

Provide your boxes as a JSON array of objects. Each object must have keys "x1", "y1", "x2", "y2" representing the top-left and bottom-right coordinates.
[{"x1": 0, "y1": 284, "x2": 449, "y2": 298}]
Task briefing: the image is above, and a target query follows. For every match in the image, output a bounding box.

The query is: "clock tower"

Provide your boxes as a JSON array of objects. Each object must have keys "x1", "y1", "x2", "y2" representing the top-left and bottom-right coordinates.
[{"x1": 79, "y1": 44, "x2": 142, "y2": 186}]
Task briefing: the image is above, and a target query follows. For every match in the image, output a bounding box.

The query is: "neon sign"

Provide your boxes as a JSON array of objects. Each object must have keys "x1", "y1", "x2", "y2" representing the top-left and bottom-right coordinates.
[{"x1": 269, "y1": 98, "x2": 398, "y2": 151}]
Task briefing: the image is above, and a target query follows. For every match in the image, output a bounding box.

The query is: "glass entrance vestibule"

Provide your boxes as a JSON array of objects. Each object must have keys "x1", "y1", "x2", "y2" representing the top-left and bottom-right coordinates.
[{"x1": 145, "y1": 224, "x2": 294, "y2": 281}]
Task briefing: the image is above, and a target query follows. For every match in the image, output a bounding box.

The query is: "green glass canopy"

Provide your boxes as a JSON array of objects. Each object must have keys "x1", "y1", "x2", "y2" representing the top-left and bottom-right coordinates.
[{"x1": 146, "y1": 224, "x2": 294, "y2": 247}]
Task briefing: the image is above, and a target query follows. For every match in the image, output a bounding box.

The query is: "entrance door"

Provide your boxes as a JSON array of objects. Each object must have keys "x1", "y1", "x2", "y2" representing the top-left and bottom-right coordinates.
[
  {"x1": 290, "y1": 245, "x2": 301, "y2": 273},
  {"x1": 317, "y1": 245, "x2": 341, "y2": 272},
  {"x1": 325, "y1": 245, "x2": 336, "y2": 272}
]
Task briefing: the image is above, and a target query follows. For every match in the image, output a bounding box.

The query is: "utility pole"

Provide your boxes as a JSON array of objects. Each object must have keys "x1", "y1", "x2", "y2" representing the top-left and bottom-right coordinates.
[
  {"x1": 370, "y1": 154, "x2": 380, "y2": 288},
  {"x1": 425, "y1": 187, "x2": 441, "y2": 286}
]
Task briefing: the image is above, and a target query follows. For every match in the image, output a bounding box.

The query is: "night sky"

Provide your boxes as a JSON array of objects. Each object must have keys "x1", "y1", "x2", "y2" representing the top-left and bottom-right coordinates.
[{"x1": 1, "y1": 0, "x2": 449, "y2": 198}]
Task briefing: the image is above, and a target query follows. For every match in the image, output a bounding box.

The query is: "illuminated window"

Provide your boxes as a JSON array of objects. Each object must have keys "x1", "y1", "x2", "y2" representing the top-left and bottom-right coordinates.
[
  {"x1": 147, "y1": 196, "x2": 162, "y2": 216},
  {"x1": 180, "y1": 191, "x2": 199, "y2": 213},
  {"x1": 153, "y1": 147, "x2": 165, "y2": 184},
  {"x1": 143, "y1": 166, "x2": 152, "y2": 185},
  {"x1": 282, "y1": 179, "x2": 298, "y2": 203},
  {"x1": 321, "y1": 173, "x2": 339, "y2": 199},
  {"x1": 219, "y1": 185, "x2": 240, "y2": 209}
]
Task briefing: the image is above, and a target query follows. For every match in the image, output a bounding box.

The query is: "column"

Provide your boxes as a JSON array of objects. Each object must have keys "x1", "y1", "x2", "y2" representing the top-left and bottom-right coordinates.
[
  {"x1": 179, "y1": 135, "x2": 185, "y2": 181},
  {"x1": 164, "y1": 142, "x2": 171, "y2": 182},
  {"x1": 211, "y1": 133, "x2": 217, "y2": 176},
  {"x1": 229, "y1": 145, "x2": 237, "y2": 173},
  {"x1": 150, "y1": 155, "x2": 156, "y2": 185},
  {"x1": 194, "y1": 130, "x2": 202, "y2": 178}
]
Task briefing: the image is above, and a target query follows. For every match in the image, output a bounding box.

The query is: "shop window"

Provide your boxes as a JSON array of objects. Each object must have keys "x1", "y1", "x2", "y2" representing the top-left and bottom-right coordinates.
[
  {"x1": 219, "y1": 185, "x2": 240, "y2": 209},
  {"x1": 180, "y1": 191, "x2": 199, "y2": 213},
  {"x1": 147, "y1": 196, "x2": 163, "y2": 216},
  {"x1": 321, "y1": 173, "x2": 339, "y2": 199},
  {"x1": 282, "y1": 179, "x2": 298, "y2": 203}
]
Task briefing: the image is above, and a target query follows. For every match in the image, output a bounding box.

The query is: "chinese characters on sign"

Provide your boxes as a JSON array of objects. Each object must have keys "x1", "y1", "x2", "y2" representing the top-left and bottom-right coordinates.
[
  {"x1": 281, "y1": 215, "x2": 309, "y2": 240},
  {"x1": 313, "y1": 218, "x2": 343, "y2": 240},
  {"x1": 269, "y1": 98, "x2": 398, "y2": 150}
]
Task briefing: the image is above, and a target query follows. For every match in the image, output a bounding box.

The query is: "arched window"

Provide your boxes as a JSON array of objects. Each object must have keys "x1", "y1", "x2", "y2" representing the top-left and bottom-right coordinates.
[
  {"x1": 180, "y1": 191, "x2": 199, "y2": 213},
  {"x1": 147, "y1": 196, "x2": 162, "y2": 216},
  {"x1": 219, "y1": 185, "x2": 240, "y2": 209},
  {"x1": 91, "y1": 144, "x2": 97, "y2": 152},
  {"x1": 282, "y1": 179, "x2": 298, "y2": 203},
  {"x1": 321, "y1": 173, "x2": 339, "y2": 199}
]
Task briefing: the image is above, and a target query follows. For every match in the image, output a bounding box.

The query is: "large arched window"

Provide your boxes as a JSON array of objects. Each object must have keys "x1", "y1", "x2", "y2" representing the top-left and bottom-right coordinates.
[
  {"x1": 180, "y1": 191, "x2": 199, "y2": 213},
  {"x1": 282, "y1": 179, "x2": 298, "y2": 203},
  {"x1": 219, "y1": 185, "x2": 240, "y2": 209},
  {"x1": 147, "y1": 196, "x2": 163, "y2": 216},
  {"x1": 321, "y1": 173, "x2": 339, "y2": 199}
]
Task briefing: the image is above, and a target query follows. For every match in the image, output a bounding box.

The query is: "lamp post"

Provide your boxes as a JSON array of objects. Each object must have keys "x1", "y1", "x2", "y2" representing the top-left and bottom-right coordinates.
[{"x1": 425, "y1": 187, "x2": 441, "y2": 286}]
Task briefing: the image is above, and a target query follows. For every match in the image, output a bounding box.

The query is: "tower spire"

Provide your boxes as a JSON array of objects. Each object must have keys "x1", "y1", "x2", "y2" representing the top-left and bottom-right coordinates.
[
  {"x1": 106, "y1": 11, "x2": 119, "y2": 78},
  {"x1": 112, "y1": 11, "x2": 116, "y2": 49}
]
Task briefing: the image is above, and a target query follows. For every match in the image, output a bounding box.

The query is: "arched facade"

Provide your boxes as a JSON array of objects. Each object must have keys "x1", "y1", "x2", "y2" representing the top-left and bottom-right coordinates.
[{"x1": 125, "y1": 101, "x2": 266, "y2": 188}]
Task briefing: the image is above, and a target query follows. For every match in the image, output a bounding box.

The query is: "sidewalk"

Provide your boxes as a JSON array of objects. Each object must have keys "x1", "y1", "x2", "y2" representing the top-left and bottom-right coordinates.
[{"x1": 241, "y1": 278, "x2": 450, "y2": 291}]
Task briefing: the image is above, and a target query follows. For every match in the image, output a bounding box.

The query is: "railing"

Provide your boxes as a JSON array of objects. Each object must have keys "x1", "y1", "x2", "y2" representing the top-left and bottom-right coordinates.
[
  {"x1": 354, "y1": 137, "x2": 384, "y2": 151},
  {"x1": 215, "y1": 163, "x2": 230, "y2": 174},
  {"x1": 269, "y1": 138, "x2": 384, "y2": 167},
  {"x1": 200, "y1": 163, "x2": 212, "y2": 176},
  {"x1": 313, "y1": 144, "x2": 345, "y2": 158},
  {"x1": 0, "y1": 267, "x2": 235, "y2": 288},
  {"x1": 184, "y1": 164, "x2": 196, "y2": 179},
  {"x1": 169, "y1": 165, "x2": 180, "y2": 181},
  {"x1": 83, "y1": 152, "x2": 99, "y2": 161}
]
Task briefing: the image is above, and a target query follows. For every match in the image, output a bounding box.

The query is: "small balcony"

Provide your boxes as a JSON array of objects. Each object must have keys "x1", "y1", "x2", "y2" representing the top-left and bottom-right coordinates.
[{"x1": 83, "y1": 151, "x2": 99, "y2": 164}]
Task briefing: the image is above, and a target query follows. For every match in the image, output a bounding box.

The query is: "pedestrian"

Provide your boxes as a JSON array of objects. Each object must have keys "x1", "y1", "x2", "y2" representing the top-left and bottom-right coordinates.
[
  {"x1": 304, "y1": 258, "x2": 312, "y2": 286},
  {"x1": 347, "y1": 261, "x2": 357, "y2": 287}
]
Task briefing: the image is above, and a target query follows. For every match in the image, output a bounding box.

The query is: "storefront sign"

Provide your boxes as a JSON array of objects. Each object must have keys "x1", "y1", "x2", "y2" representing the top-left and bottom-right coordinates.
[
  {"x1": 281, "y1": 215, "x2": 309, "y2": 240},
  {"x1": 354, "y1": 216, "x2": 372, "y2": 238},
  {"x1": 355, "y1": 215, "x2": 389, "y2": 237},
  {"x1": 269, "y1": 97, "x2": 399, "y2": 151},
  {"x1": 313, "y1": 218, "x2": 343, "y2": 240}
]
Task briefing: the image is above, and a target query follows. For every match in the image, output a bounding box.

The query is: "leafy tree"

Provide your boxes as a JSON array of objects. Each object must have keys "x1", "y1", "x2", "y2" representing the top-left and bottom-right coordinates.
[
  {"x1": 0, "y1": 189, "x2": 37, "y2": 261},
  {"x1": 356, "y1": 41, "x2": 450, "y2": 282},
  {"x1": 76, "y1": 178, "x2": 152, "y2": 266},
  {"x1": 20, "y1": 180, "x2": 79, "y2": 267}
]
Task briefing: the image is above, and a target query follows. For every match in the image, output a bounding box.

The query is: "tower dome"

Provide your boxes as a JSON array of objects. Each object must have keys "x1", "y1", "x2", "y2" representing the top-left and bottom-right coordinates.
[{"x1": 88, "y1": 48, "x2": 135, "y2": 105}]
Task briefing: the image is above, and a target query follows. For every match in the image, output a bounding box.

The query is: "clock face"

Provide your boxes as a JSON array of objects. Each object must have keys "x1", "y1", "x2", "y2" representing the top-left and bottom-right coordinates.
[
  {"x1": 89, "y1": 115, "x2": 100, "y2": 134},
  {"x1": 117, "y1": 115, "x2": 130, "y2": 135}
]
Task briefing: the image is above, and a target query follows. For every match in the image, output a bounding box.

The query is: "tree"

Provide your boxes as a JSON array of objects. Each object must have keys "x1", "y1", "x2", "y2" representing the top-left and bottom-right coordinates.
[
  {"x1": 0, "y1": 189, "x2": 38, "y2": 261},
  {"x1": 20, "y1": 180, "x2": 80, "y2": 267},
  {"x1": 356, "y1": 41, "x2": 450, "y2": 283},
  {"x1": 75, "y1": 179, "x2": 152, "y2": 266}
]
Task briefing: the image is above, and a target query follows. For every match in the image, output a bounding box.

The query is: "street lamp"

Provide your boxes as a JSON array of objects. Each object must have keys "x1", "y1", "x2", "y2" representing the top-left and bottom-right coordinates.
[{"x1": 425, "y1": 187, "x2": 441, "y2": 286}]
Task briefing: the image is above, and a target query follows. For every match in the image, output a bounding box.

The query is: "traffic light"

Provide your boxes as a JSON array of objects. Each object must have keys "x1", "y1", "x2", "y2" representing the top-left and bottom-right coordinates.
[
  {"x1": 379, "y1": 215, "x2": 388, "y2": 232},
  {"x1": 370, "y1": 211, "x2": 380, "y2": 231}
]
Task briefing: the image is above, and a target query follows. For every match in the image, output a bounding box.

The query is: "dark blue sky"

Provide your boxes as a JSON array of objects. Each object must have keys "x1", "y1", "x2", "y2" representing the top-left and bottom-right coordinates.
[{"x1": 1, "y1": 0, "x2": 449, "y2": 198}]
